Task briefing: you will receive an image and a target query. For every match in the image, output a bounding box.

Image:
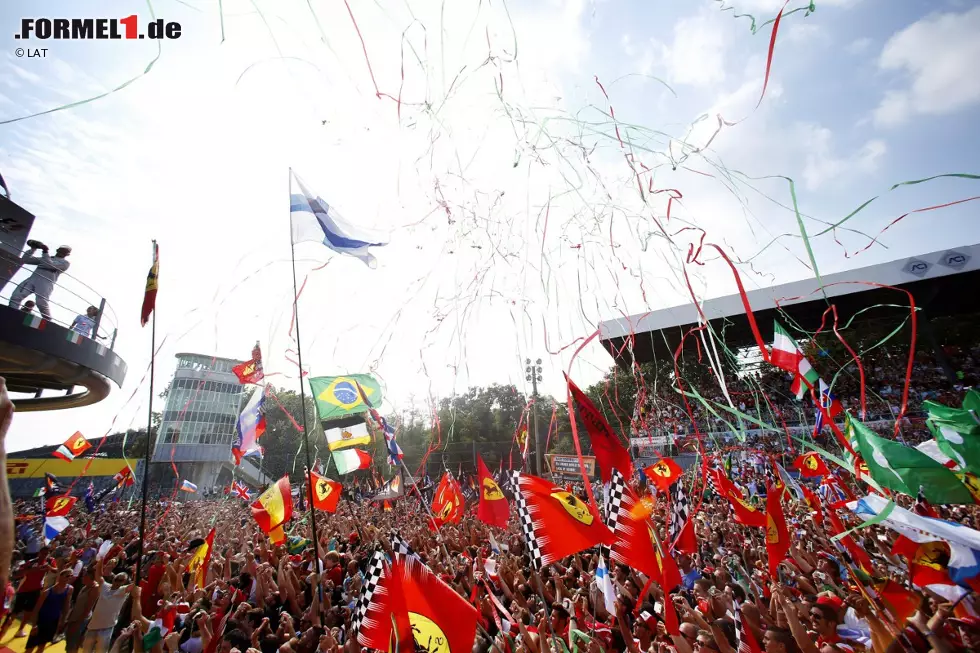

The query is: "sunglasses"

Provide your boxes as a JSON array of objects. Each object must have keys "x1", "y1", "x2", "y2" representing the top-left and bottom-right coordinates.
[{"x1": 809, "y1": 612, "x2": 825, "y2": 621}]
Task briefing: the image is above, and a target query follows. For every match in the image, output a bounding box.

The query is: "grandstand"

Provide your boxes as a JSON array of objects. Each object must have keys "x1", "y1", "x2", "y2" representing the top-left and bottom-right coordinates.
[{"x1": 598, "y1": 244, "x2": 979, "y2": 376}]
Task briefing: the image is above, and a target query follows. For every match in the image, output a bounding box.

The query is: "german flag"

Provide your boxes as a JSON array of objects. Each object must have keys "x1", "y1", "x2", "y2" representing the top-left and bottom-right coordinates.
[
  {"x1": 251, "y1": 475, "x2": 293, "y2": 533},
  {"x1": 186, "y1": 529, "x2": 215, "y2": 589},
  {"x1": 140, "y1": 240, "x2": 159, "y2": 327},
  {"x1": 53, "y1": 432, "x2": 91, "y2": 462},
  {"x1": 309, "y1": 471, "x2": 342, "y2": 513}
]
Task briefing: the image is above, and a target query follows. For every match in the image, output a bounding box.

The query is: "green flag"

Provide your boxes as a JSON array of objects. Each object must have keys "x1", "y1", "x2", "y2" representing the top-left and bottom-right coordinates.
[
  {"x1": 921, "y1": 400, "x2": 980, "y2": 436},
  {"x1": 848, "y1": 415, "x2": 973, "y2": 504},
  {"x1": 308, "y1": 374, "x2": 383, "y2": 421},
  {"x1": 927, "y1": 420, "x2": 980, "y2": 476},
  {"x1": 962, "y1": 389, "x2": 980, "y2": 416}
]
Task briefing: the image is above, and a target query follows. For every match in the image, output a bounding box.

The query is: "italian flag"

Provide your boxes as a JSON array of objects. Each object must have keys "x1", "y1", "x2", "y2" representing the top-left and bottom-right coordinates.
[
  {"x1": 66, "y1": 331, "x2": 82, "y2": 344},
  {"x1": 771, "y1": 320, "x2": 819, "y2": 399},
  {"x1": 332, "y1": 448, "x2": 372, "y2": 475},
  {"x1": 23, "y1": 314, "x2": 45, "y2": 329}
]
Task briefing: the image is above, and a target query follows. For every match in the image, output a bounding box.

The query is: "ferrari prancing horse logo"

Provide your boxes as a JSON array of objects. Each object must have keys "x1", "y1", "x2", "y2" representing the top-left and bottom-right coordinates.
[
  {"x1": 550, "y1": 490, "x2": 594, "y2": 525},
  {"x1": 482, "y1": 477, "x2": 503, "y2": 501}
]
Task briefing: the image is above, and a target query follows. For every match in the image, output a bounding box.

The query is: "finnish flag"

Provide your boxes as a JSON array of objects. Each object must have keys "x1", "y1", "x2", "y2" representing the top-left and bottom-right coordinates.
[{"x1": 289, "y1": 170, "x2": 388, "y2": 268}]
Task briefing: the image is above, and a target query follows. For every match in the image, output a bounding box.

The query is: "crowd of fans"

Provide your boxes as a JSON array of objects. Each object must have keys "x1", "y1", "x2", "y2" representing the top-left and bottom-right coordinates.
[{"x1": 3, "y1": 339, "x2": 979, "y2": 653}]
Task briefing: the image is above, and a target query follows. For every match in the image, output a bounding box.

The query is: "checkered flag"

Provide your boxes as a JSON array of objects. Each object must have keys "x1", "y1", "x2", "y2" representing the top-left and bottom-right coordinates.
[
  {"x1": 510, "y1": 471, "x2": 544, "y2": 570},
  {"x1": 734, "y1": 603, "x2": 762, "y2": 653},
  {"x1": 704, "y1": 464, "x2": 721, "y2": 497},
  {"x1": 669, "y1": 478, "x2": 689, "y2": 543},
  {"x1": 389, "y1": 530, "x2": 417, "y2": 559},
  {"x1": 350, "y1": 548, "x2": 385, "y2": 638},
  {"x1": 603, "y1": 470, "x2": 627, "y2": 560}
]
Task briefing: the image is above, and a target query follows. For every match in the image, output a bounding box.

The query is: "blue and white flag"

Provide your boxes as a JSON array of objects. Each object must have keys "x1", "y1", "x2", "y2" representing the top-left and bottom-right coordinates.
[
  {"x1": 234, "y1": 385, "x2": 266, "y2": 465},
  {"x1": 849, "y1": 494, "x2": 980, "y2": 586},
  {"x1": 44, "y1": 516, "x2": 69, "y2": 544},
  {"x1": 289, "y1": 170, "x2": 387, "y2": 268},
  {"x1": 596, "y1": 553, "x2": 617, "y2": 615}
]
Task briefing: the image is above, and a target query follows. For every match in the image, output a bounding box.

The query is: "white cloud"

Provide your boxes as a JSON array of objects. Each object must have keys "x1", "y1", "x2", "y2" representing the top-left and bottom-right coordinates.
[
  {"x1": 845, "y1": 37, "x2": 872, "y2": 55},
  {"x1": 650, "y1": 10, "x2": 730, "y2": 87},
  {"x1": 873, "y1": 6, "x2": 980, "y2": 127},
  {"x1": 797, "y1": 123, "x2": 886, "y2": 191}
]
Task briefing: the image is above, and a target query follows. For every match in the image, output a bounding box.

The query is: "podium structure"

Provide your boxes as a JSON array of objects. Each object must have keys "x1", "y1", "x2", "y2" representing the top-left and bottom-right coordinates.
[{"x1": 0, "y1": 193, "x2": 127, "y2": 411}]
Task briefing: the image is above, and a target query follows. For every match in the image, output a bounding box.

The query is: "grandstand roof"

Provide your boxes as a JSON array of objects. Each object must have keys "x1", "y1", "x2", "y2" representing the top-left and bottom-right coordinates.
[{"x1": 599, "y1": 243, "x2": 980, "y2": 365}]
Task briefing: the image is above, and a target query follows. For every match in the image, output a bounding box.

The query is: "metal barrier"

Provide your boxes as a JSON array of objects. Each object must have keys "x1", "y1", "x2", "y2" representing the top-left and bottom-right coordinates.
[{"x1": 0, "y1": 248, "x2": 120, "y2": 347}]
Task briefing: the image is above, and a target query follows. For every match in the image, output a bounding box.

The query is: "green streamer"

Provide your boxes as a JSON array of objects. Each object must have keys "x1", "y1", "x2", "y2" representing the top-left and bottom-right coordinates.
[
  {"x1": 831, "y1": 499, "x2": 895, "y2": 542},
  {"x1": 0, "y1": 0, "x2": 162, "y2": 125},
  {"x1": 790, "y1": 435, "x2": 887, "y2": 495},
  {"x1": 812, "y1": 173, "x2": 980, "y2": 237}
]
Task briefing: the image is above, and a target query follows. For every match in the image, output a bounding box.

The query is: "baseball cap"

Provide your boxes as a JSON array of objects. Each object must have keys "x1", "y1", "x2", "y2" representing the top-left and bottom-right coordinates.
[
  {"x1": 950, "y1": 615, "x2": 980, "y2": 631},
  {"x1": 816, "y1": 595, "x2": 844, "y2": 610}
]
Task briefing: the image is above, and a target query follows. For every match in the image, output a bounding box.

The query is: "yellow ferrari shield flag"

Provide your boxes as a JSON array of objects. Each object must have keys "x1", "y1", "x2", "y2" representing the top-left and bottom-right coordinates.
[{"x1": 308, "y1": 375, "x2": 383, "y2": 420}]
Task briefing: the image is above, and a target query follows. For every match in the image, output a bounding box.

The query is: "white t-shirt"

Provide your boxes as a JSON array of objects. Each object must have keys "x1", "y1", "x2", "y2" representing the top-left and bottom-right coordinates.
[
  {"x1": 71, "y1": 314, "x2": 96, "y2": 337},
  {"x1": 88, "y1": 583, "x2": 129, "y2": 630}
]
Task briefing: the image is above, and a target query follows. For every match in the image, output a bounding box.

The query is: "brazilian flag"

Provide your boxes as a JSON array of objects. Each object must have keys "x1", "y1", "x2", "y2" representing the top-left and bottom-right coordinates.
[{"x1": 308, "y1": 374, "x2": 383, "y2": 421}]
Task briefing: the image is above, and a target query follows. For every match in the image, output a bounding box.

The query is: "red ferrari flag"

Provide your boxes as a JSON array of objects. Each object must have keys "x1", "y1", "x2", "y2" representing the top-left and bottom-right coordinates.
[
  {"x1": 309, "y1": 471, "x2": 342, "y2": 513},
  {"x1": 232, "y1": 341, "x2": 265, "y2": 385},
  {"x1": 251, "y1": 475, "x2": 293, "y2": 533},
  {"x1": 800, "y1": 483, "x2": 824, "y2": 526},
  {"x1": 476, "y1": 455, "x2": 509, "y2": 528},
  {"x1": 358, "y1": 549, "x2": 479, "y2": 653},
  {"x1": 113, "y1": 466, "x2": 135, "y2": 487},
  {"x1": 606, "y1": 470, "x2": 670, "y2": 583},
  {"x1": 53, "y1": 432, "x2": 91, "y2": 462},
  {"x1": 429, "y1": 472, "x2": 464, "y2": 529},
  {"x1": 140, "y1": 240, "x2": 159, "y2": 327},
  {"x1": 512, "y1": 472, "x2": 615, "y2": 567},
  {"x1": 764, "y1": 483, "x2": 790, "y2": 579},
  {"x1": 45, "y1": 495, "x2": 77, "y2": 517},
  {"x1": 644, "y1": 457, "x2": 682, "y2": 492},
  {"x1": 566, "y1": 375, "x2": 632, "y2": 483},
  {"x1": 793, "y1": 452, "x2": 830, "y2": 478},
  {"x1": 712, "y1": 468, "x2": 767, "y2": 528}
]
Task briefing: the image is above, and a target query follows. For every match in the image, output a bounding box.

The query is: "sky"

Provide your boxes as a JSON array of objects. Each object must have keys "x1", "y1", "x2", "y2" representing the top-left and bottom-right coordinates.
[{"x1": 1, "y1": 0, "x2": 979, "y2": 453}]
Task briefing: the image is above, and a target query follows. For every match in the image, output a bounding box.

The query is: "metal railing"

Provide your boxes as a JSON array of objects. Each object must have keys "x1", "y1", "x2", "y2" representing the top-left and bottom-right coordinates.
[{"x1": 0, "y1": 248, "x2": 120, "y2": 348}]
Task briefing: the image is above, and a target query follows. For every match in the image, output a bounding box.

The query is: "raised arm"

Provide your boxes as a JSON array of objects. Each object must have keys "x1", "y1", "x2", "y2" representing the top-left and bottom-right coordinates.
[{"x1": 0, "y1": 379, "x2": 13, "y2": 591}]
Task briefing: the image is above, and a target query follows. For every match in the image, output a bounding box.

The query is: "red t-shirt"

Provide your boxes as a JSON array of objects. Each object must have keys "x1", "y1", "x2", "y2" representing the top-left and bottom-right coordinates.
[
  {"x1": 327, "y1": 565, "x2": 343, "y2": 586},
  {"x1": 20, "y1": 559, "x2": 52, "y2": 592}
]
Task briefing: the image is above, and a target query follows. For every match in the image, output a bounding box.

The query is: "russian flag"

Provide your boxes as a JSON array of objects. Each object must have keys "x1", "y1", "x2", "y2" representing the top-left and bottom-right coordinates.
[
  {"x1": 180, "y1": 480, "x2": 198, "y2": 493},
  {"x1": 44, "y1": 516, "x2": 69, "y2": 544},
  {"x1": 289, "y1": 170, "x2": 388, "y2": 268},
  {"x1": 233, "y1": 385, "x2": 266, "y2": 465}
]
